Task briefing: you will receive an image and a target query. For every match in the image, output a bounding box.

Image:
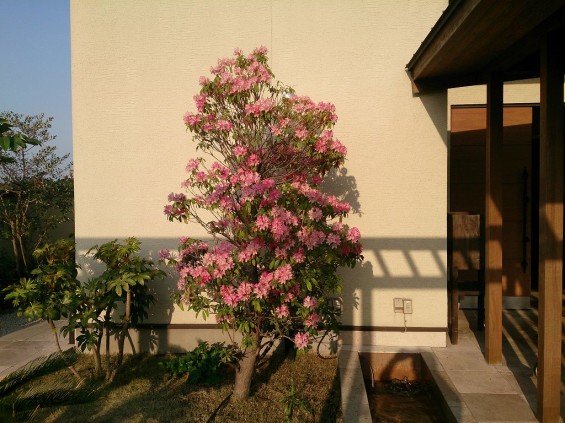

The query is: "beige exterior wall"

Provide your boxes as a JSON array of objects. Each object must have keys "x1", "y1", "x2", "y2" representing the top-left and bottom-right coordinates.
[{"x1": 71, "y1": 0, "x2": 448, "y2": 348}]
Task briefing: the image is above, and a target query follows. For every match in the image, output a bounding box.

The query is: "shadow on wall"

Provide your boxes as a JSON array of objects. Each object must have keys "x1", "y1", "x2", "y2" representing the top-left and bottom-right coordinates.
[
  {"x1": 411, "y1": 78, "x2": 448, "y2": 148},
  {"x1": 323, "y1": 167, "x2": 362, "y2": 216},
  {"x1": 341, "y1": 237, "x2": 447, "y2": 333},
  {"x1": 74, "y1": 164, "x2": 447, "y2": 352}
]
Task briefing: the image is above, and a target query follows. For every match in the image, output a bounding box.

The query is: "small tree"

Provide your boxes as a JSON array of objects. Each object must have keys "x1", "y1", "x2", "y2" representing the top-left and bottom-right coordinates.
[
  {"x1": 164, "y1": 47, "x2": 362, "y2": 399},
  {"x1": 64, "y1": 238, "x2": 165, "y2": 380},
  {"x1": 4, "y1": 239, "x2": 82, "y2": 382},
  {"x1": 0, "y1": 112, "x2": 73, "y2": 278}
]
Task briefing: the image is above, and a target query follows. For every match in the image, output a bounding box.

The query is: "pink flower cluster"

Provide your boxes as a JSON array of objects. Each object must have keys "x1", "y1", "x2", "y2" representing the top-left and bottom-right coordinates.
[
  {"x1": 237, "y1": 239, "x2": 263, "y2": 262},
  {"x1": 219, "y1": 280, "x2": 254, "y2": 307},
  {"x1": 245, "y1": 98, "x2": 275, "y2": 116},
  {"x1": 194, "y1": 94, "x2": 207, "y2": 112},
  {"x1": 347, "y1": 227, "x2": 361, "y2": 242},
  {"x1": 297, "y1": 227, "x2": 326, "y2": 250},
  {"x1": 276, "y1": 304, "x2": 289, "y2": 319},
  {"x1": 305, "y1": 313, "x2": 320, "y2": 328},
  {"x1": 273, "y1": 264, "x2": 293, "y2": 284},
  {"x1": 208, "y1": 46, "x2": 272, "y2": 96},
  {"x1": 269, "y1": 207, "x2": 300, "y2": 241},
  {"x1": 233, "y1": 145, "x2": 247, "y2": 157},
  {"x1": 294, "y1": 332, "x2": 309, "y2": 350},
  {"x1": 167, "y1": 192, "x2": 186, "y2": 202},
  {"x1": 292, "y1": 182, "x2": 351, "y2": 215},
  {"x1": 303, "y1": 296, "x2": 317, "y2": 309}
]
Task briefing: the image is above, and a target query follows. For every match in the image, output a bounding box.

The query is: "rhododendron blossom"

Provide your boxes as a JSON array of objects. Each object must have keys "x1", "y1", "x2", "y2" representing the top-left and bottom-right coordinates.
[
  {"x1": 294, "y1": 332, "x2": 309, "y2": 350},
  {"x1": 303, "y1": 296, "x2": 318, "y2": 310},
  {"x1": 163, "y1": 47, "x2": 362, "y2": 399}
]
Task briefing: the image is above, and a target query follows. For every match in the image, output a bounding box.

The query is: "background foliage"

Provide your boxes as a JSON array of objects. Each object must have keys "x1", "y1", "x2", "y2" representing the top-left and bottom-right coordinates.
[{"x1": 0, "y1": 112, "x2": 73, "y2": 282}]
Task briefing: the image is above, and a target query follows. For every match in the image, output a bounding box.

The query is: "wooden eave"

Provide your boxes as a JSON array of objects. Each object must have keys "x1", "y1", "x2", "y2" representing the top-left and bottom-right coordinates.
[{"x1": 407, "y1": 0, "x2": 565, "y2": 93}]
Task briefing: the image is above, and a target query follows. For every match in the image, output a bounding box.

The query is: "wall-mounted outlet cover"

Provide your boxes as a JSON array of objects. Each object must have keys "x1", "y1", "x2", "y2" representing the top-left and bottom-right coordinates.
[
  {"x1": 403, "y1": 299, "x2": 413, "y2": 314},
  {"x1": 394, "y1": 298, "x2": 404, "y2": 313}
]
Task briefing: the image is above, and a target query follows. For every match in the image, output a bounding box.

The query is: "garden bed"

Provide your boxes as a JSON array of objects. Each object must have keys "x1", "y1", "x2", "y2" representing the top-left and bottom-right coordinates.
[{"x1": 1, "y1": 352, "x2": 341, "y2": 423}]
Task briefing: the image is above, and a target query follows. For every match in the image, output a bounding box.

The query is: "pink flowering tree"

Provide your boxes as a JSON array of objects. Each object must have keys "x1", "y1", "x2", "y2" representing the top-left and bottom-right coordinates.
[{"x1": 163, "y1": 47, "x2": 362, "y2": 400}]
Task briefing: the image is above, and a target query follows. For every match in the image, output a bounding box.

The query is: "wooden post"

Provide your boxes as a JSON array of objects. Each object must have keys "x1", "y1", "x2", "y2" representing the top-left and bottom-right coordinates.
[
  {"x1": 537, "y1": 32, "x2": 564, "y2": 423},
  {"x1": 484, "y1": 74, "x2": 503, "y2": 364}
]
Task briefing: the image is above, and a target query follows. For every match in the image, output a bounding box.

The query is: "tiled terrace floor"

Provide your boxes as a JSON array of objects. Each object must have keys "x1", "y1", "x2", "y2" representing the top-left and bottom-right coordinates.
[
  {"x1": 0, "y1": 320, "x2": 67, "y2": 379},
  {"x1": 462, "y1": 298, "x2": 565, "y2": 422}
]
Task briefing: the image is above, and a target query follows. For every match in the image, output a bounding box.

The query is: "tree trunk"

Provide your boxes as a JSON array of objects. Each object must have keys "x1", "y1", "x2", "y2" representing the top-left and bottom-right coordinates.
[
  {"x1": 116, "y1": 290, "x2": 131, "y2": 368},
  {"x1": 16, "y1": 234, "x2": 28, "y2": 275},
  {"x1": 93, "y1": 344, "x2": 103, "y2": 378},
  {"x1": 94, "y1": 328, "x2": 105, "y2": 379},
  {"x1": 48, "y1": 319, "x2": 82, "y2": 384},
  {"x1": 10, "y1": 236, "x2": 21, "y2": 278},
  {"x1": 233, "y1": 332, "x2": 260, "y2": 400},
  {"x1": 104, "y1": 307, "x2": 112, "y2": 379},
  {"x1": 108, "y1": 291, "x2": 131, "y2": 382}
]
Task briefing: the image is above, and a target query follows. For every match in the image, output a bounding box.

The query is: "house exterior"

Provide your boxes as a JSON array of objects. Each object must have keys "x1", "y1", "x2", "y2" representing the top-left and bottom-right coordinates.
[
  {"x1": 70, "y1": 0, "x2": 449, "y2": 350},
  {"x1": 69, "y1": 0, "x2": 558, "y2": 358}
]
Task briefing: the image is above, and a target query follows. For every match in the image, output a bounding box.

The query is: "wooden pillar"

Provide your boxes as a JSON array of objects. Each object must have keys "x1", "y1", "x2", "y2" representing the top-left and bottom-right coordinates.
[
  {"x1": 485, "y1": 74, "x2": 504, "y2": 364},
  {"x1": 537, "y1": 31, "x2": 564, "y2": 423}
]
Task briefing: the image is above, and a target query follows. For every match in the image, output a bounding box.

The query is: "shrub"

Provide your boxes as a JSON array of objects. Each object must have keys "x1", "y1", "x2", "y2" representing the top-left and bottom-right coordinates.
[
  {"x1": 163, "y1": 47, "x2": 362, "y2": 399},
  {"x1": 160, "y1": 341, "x2": 237, "y2": 385}
]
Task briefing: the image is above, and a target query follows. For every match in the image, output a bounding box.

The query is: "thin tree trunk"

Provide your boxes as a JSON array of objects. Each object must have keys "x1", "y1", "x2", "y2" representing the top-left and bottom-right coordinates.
[
  {"x1": 233, "y1": 331, "x2": 260, "y2": 400},
  {"x1": 16, "y1": 235, "x2": 28, "y2": 275},
  {"x1": 93, "y1": 344, "x2": 103, "y2": 378},
  {"x1": 104, "y1": 306, "x2": 111, "y2": 375},
  {"x1": 108, "y1": 292, "x2": 132, "y2": 383},
  {"x1": 94, "y1": 329, "x2": 104, "y2": 379},
  {"x1": 47, "y1": 319, "x2": 82, "y2": 384},
  {"x1": 10, "y1": 236, "x2": 21, "y2": 278},
  {"x1": 116, "y1": 290, "x2": 131, "y2": 369}
]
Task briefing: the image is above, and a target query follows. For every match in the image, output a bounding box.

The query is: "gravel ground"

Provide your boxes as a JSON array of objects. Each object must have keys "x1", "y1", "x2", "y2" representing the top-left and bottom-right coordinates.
[{"x1": 0, "y1": 311, "x2": 38, "y2": 337}]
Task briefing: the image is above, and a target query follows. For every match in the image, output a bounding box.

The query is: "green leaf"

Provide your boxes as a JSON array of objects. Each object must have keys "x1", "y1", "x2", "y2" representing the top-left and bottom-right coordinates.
[
  {"x1": 252, "y1": 299, "x2": 262, "y2": 312},
  {"x1": 0, "y1": 136, "x2": 10, "y2": 150}
]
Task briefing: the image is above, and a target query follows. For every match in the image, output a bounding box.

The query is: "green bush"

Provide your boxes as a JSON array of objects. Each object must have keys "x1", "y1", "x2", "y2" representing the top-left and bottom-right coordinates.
[{"x1": 160, "y1": 341, "x2": 237, "y2": 385}]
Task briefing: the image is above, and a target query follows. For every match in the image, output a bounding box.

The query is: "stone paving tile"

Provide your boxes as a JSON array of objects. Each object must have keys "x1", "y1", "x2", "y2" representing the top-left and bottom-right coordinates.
[
  {"x1": 429, "y1": 369, "x2": 465, "y2": 407},
  {"x1": 463, "y1": 393, "x2": 537, "y2": 422},
  {"x1": 501, "y1": 371, "x2": 537, "y2": 397},
  {"x1": 0, "y1": 348, "x2": 41, "y2": 366},
  {"x1": 449, "y1": 403, "x2": 476, "y2": 423},
  {"x1": 432, "y1": 349, "x2": 491, "y2": 371},
  {"x1": 446, "y1": 370, "x2": 517, "y2": 394},
  {"x1": 8, "y1": 340, "x2": 54, "y2": 351},
  {"x1": 0, "y1": 320, "x2": 67, "y2": 380}
]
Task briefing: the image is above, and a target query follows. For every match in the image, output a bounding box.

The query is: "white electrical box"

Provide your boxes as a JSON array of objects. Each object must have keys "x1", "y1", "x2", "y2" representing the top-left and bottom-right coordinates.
[
  {"x1": 393, "y1": 298, "x2": 404, "y2": 313},
  {"x1": 403, "y1": 299, "x2": 413, "y2": 314}
]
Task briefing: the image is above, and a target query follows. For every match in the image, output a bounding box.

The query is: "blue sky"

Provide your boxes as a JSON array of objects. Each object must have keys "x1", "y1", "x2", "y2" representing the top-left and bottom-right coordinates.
[{"x1": 0, "y1": 1, "x2": 72, "y2": 159}]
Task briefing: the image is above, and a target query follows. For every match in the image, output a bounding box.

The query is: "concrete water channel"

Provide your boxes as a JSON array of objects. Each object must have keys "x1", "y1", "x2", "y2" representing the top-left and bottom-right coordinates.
[{"x1": 339, "y1": 307, "x2": 548, "y2": 422}]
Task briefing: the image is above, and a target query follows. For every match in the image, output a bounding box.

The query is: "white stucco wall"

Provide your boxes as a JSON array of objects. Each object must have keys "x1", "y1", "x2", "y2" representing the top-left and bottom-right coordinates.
[{"x1": 71, "y1": 0, "x2": 448, "y2": 348}]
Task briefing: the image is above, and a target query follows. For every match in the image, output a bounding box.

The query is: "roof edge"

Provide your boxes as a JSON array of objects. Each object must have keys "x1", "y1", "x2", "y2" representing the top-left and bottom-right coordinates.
[{"x1": 405, "y1": 0, "x2": 464, "y2": 72}]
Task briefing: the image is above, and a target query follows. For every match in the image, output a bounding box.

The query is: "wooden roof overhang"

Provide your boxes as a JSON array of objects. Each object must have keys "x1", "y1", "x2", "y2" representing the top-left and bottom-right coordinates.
[
  {"x1": 406, "y1": 0, "x2": 565, "y2": 93},
  {"x1": 407, "y1": 1, "x2": 565, "y2": 421}
]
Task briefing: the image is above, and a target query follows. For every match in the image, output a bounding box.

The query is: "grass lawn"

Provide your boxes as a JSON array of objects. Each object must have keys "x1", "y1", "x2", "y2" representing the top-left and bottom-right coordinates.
[{"x1": 2, "y1": 351, "x2": 342, "y2": 423}]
